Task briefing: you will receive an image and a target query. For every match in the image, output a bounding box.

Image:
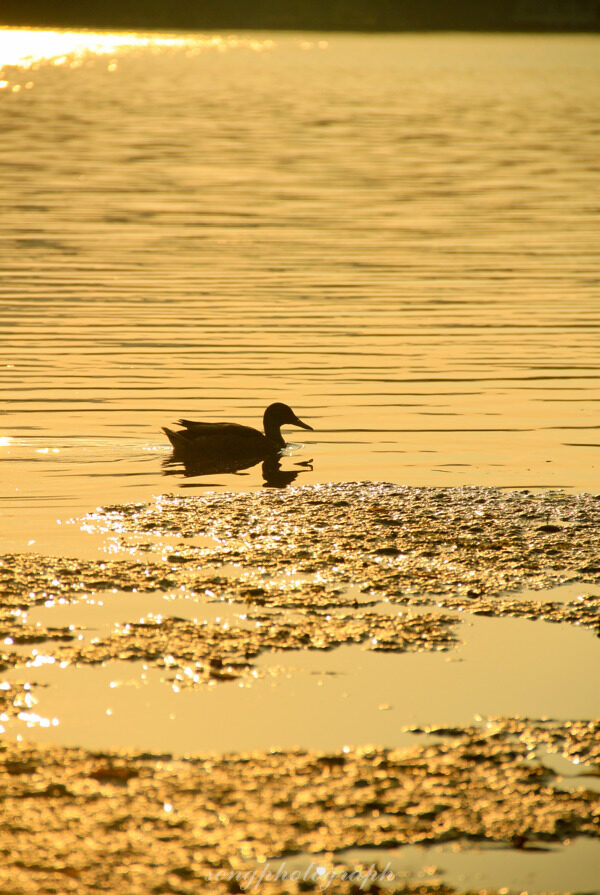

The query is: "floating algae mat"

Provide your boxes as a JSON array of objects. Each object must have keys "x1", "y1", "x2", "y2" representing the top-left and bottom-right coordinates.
[
  {"x1": 2, "y1": 482, "x2": 600, "y2": 642},
  {"x1": 1, "y1": 482, "x2": 599, "y2": 894},
  {"x1": 2, "y1": 483, "x2": 600, "y2": 696},
  {"x1": 1, "y1": 720, "x2": 599, "y2": 895},
  {"x1": 2, "y1": 609, "x2": 599, "y2": 753}
]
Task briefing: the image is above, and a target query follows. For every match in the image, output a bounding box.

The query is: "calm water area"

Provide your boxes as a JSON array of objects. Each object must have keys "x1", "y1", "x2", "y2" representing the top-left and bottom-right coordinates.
[
  {"x1": 1, "y1": 29, "x2": 600, "y2": 552},
  {"x1": 1, "y1": 29, "x2": 600, "y2": 892}
]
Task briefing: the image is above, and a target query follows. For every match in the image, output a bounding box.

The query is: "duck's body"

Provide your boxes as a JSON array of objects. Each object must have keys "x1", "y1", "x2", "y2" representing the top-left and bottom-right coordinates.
[{"x1": 162, "y1": 402, "x2": 312, "y2": 458}]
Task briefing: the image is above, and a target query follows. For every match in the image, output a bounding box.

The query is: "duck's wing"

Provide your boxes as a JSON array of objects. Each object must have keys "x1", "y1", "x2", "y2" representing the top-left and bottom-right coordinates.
[
  {"x1": 165, "y1": 419, "x2": 277, "y2": 457},
  {"x1": 178, "y1": 419, "x2": 221, "y2": 430},
  {"x1": 177, "y1": 420, "x2": 262, "y2": 440}
]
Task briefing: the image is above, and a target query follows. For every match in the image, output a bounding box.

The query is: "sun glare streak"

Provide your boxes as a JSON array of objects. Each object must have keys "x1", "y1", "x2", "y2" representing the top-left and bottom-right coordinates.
[{"x1": 0, "y1": 27, "x2": 276, "y2": 75}]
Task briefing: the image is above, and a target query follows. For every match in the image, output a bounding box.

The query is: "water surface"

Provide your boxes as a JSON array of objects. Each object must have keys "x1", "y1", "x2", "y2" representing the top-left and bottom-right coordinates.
[
  {"x1": 2, "y1": 33, "x2": 600, "y2": 895},
  {"x1": 1, "y1": 29, "x2": 599, "y2": 540}
]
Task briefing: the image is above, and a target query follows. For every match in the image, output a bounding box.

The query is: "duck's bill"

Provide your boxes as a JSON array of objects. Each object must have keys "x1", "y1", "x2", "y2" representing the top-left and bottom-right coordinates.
[{"x1": 292, "y1": 415, "x2": 313, "y2": 431}]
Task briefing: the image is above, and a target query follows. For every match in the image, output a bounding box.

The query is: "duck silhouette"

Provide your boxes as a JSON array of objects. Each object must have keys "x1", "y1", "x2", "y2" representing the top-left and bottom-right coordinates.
[{"x1": 162, "y1": 402, "x2": 313, "y2": 459}]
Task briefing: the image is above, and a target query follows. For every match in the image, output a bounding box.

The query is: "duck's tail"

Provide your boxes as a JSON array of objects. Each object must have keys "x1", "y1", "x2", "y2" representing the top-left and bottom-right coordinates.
[{"x1": 162, "y1": 426, "x2": 188, "y2": 451}]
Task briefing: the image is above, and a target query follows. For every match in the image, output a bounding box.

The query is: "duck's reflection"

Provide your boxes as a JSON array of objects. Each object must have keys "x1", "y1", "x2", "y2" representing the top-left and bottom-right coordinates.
[
  {"x1": 162, "y1": 453, "x2": 313, "y2": 488},
  {"x1": 262, "y1": 456, "x2": 313, "y2": 488}
]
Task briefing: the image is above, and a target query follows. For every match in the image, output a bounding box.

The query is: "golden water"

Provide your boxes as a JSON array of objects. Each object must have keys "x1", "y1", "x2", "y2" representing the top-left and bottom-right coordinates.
[
  {"x1": 1, "y1": 29, "x2": 600, "y2": 551},
  {"x1": 1, "y1": 34, "x2": 599, "y2": 890}
]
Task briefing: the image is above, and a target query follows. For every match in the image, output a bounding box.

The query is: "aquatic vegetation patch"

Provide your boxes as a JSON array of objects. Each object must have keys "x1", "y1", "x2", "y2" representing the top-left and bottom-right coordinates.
[
  {"x1": 0, "y1": 680, "x2": 37, "y2": 728},
  {"x1": 0, "y1": 598, "x2": 457, "y2": 684},
  {"x1": 54, "y1": 608, "x2": 457, "y2": 686},
  {"x1": 89, "y1": 482, "x2": 600, "y2": 622},
  {"x1": 0, "y1": 718, "x2": 598, "y2": 894},
  {"x1": 491, "y1": 717, "x2": 600, "y2": 766},
  {"x1": 2, "y1": 481, "x2": 599, "y2": 892},
  {"x1": 0, "y1": 553, "x2": 184, "y2": 609},
  {"x1": 407, "y1": 718, "x2": 600, "y2": 767},
  {"x1": 1, "y1": 482, "x2": 599, "y2": 683}
]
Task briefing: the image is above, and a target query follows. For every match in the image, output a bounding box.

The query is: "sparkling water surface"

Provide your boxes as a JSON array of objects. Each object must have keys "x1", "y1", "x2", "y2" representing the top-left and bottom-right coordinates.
[
  {"x1": 1, "y1": 32, "x2": 599, "y2": 891},
  {"x1": 1, "y1": 30, "x2": 599, "y2": 551}
]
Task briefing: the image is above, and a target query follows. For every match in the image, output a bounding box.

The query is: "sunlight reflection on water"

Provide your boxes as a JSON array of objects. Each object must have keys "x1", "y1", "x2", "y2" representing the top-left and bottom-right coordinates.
[
  {"x1": 0, "y1": 27, "x2": 276, "y2": 73},
  {"x1": 1, "y1": 30, "x2": 599, "y2": 545},
  {"x1": 3, "y1": 609, "x2": 599, "y2": 751}
]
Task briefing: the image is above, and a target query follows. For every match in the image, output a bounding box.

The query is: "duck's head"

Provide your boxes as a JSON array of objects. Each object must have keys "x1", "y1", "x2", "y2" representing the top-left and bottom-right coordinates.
[{"x1": 263, "y1": 402, "x2": 313, "y2": 442}]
